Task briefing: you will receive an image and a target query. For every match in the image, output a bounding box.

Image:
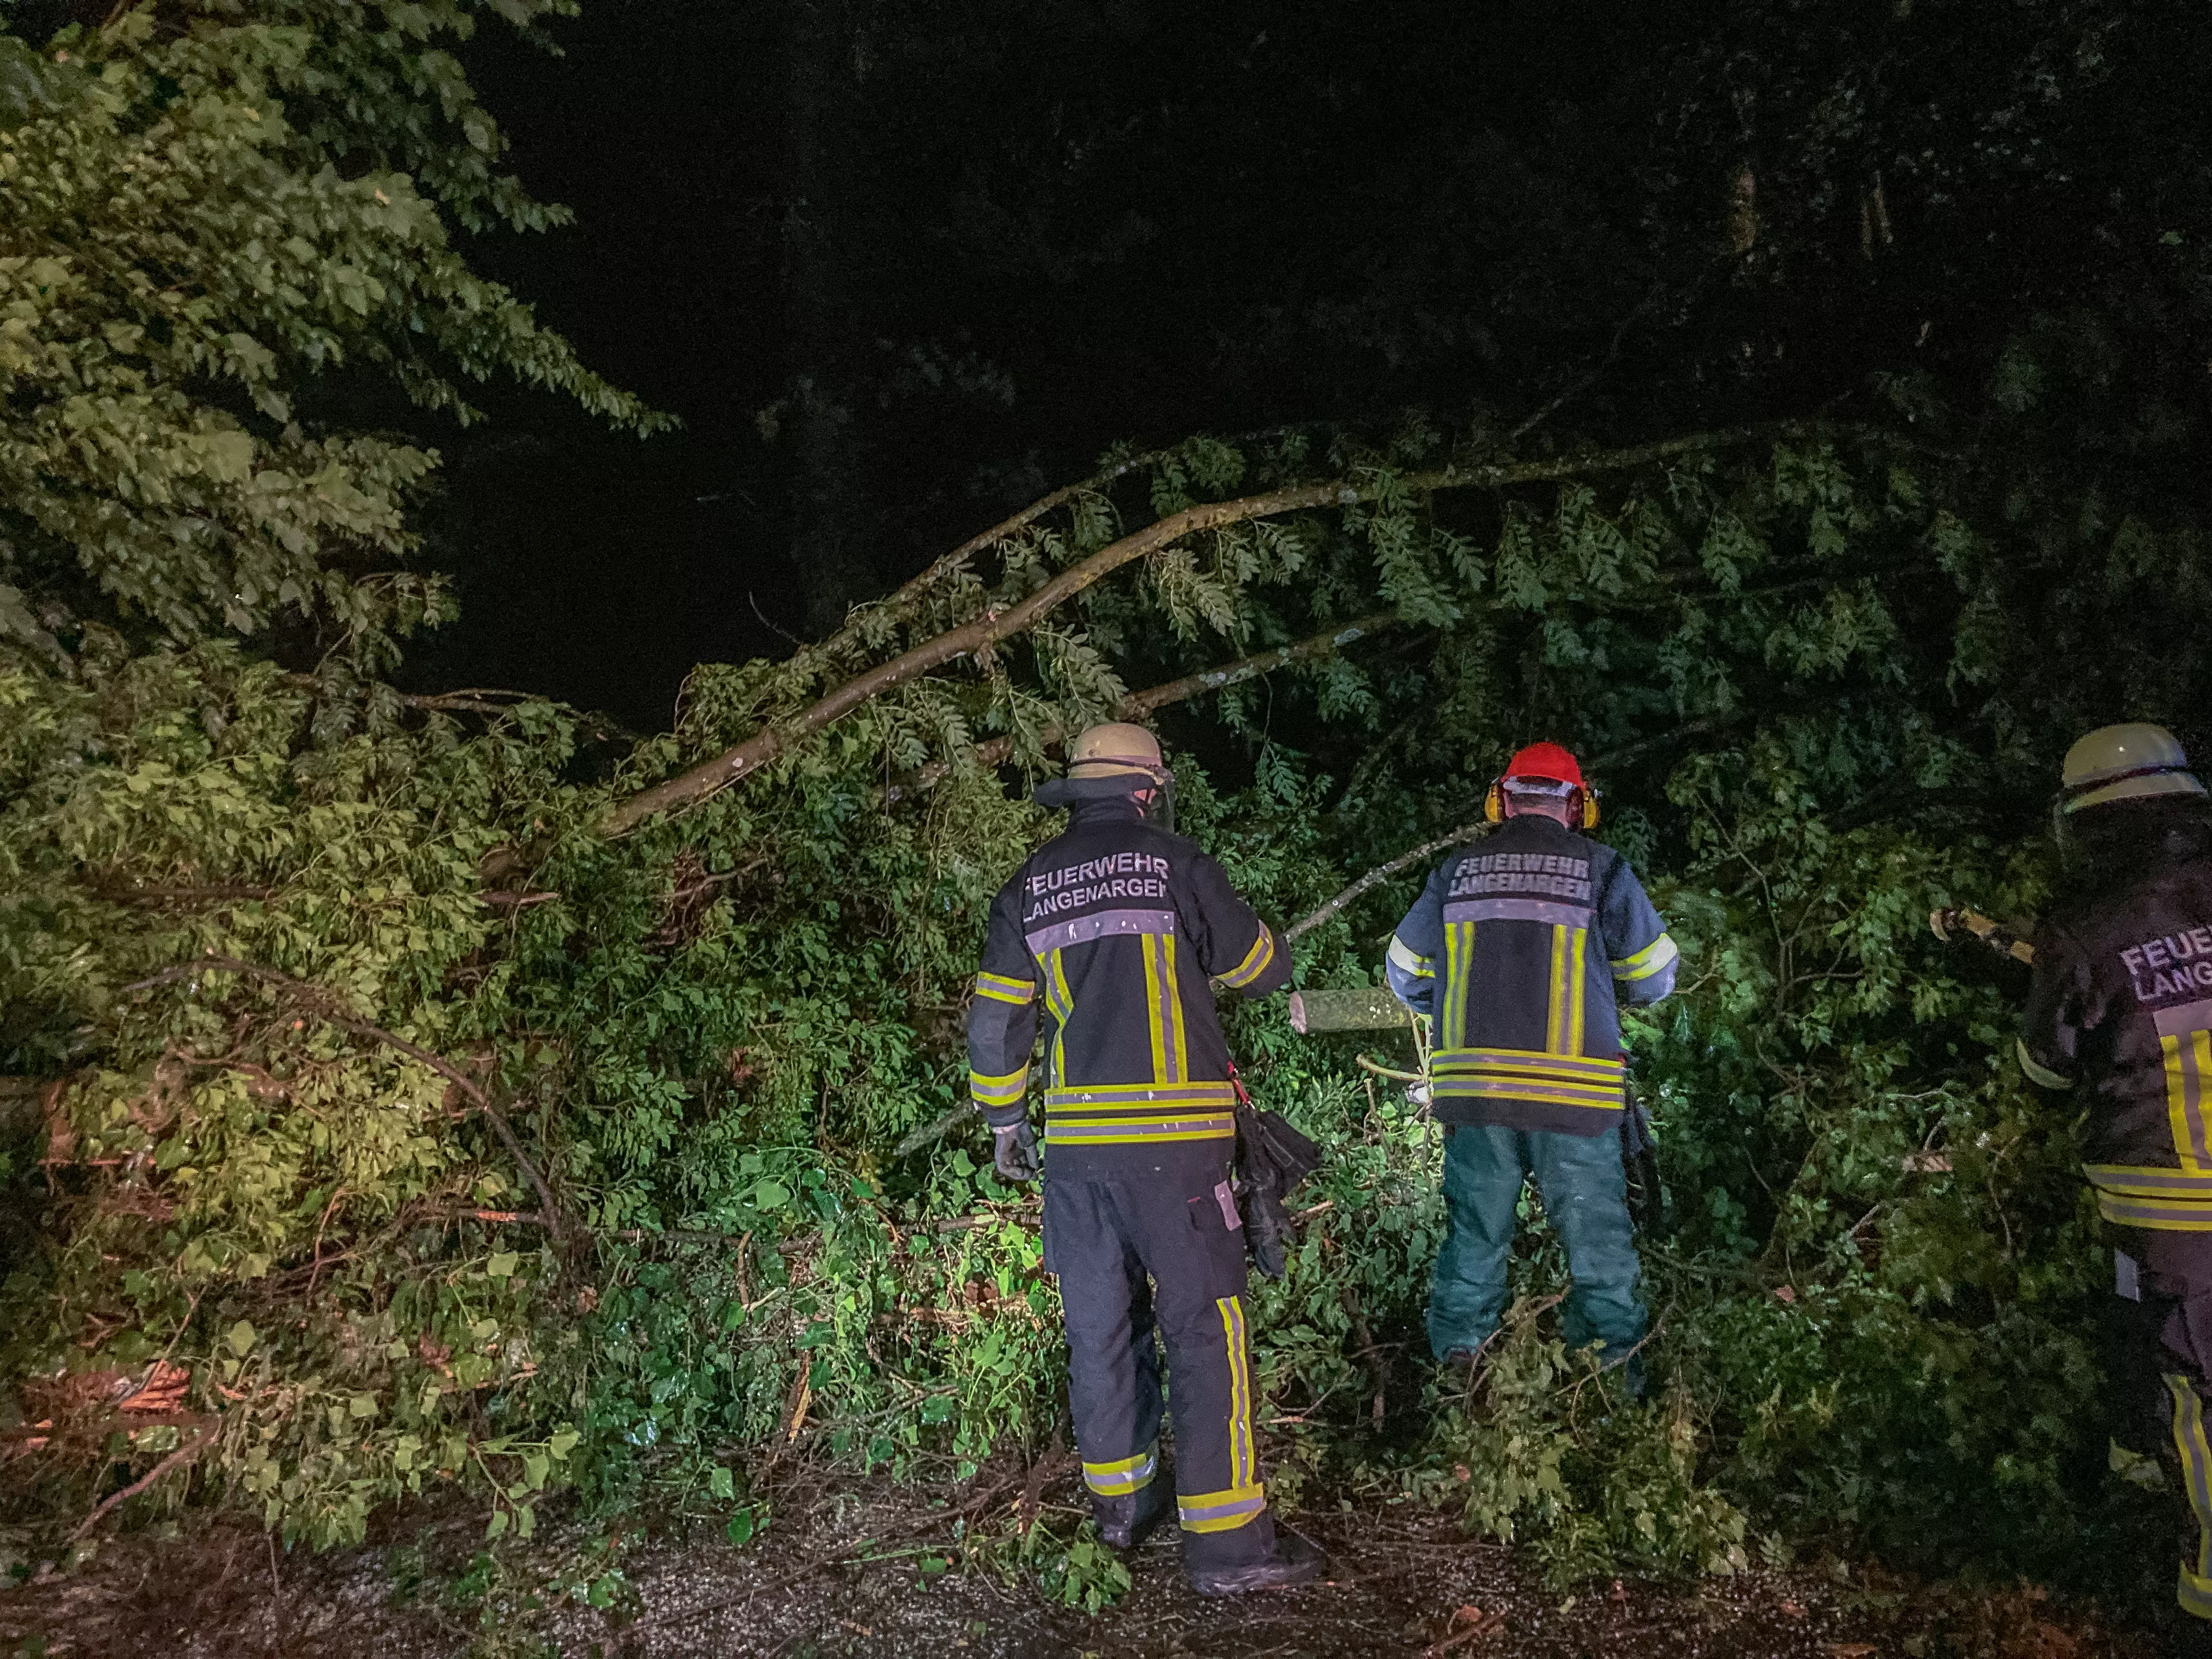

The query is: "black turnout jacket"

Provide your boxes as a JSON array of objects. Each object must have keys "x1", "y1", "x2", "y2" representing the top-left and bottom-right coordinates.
[
  {"x1": 2022, "y1": 808, "x2": 2212, "y2": 1232},
  {"x1": 966, "y1": 780, "x2": 1290, "y2": 1172}
]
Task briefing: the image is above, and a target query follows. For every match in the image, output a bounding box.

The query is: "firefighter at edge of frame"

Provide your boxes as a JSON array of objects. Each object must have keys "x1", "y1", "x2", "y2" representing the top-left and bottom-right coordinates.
[
  {"x1": 1384, "y1": 741, "x2": 1679, "y2": 1392},
  {"x1": 962, "y1": 722, "x2": 1327, "y2": 1597},
  {"x1": 2016, "y1": 721, "x2": 2212, "y2": 1653}
]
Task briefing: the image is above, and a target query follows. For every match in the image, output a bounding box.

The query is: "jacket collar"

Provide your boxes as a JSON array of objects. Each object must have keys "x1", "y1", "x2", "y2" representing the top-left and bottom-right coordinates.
[{"x1": 1032, "y1": 774, "x2": 1149, "y2": 826}]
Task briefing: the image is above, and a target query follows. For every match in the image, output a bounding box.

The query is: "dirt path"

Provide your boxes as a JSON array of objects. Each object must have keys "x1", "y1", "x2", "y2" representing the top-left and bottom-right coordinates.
[{"x1": 0, "y1": 1474, "x2": 2170, "y2": 1658}]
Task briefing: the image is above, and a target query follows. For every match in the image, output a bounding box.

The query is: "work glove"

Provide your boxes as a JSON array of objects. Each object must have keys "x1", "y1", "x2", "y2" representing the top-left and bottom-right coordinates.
[{"x1": 991, "y1": 1120, "x2": 1041, "y2": 1184}]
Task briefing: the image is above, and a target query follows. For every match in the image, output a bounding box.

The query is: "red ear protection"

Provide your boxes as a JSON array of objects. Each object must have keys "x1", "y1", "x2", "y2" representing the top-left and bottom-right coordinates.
[{"x1": 1486, "y1": 778, "x2": 1601, "y2": 829}]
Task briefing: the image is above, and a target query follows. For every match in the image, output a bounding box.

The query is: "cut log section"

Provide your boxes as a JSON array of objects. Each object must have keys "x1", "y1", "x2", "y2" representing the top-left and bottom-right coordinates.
[{"x1": 1288, "y1": 986, "x2": 1415, "y2": 1034}]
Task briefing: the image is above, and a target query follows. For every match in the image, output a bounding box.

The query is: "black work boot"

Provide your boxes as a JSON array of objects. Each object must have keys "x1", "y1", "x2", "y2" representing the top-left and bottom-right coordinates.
[
  {"x1": 1092, "y1": 1477, "x2": 1169, "y2": 1551},
  {"x1": 1182, "y1": 1516, "x2": 1328, "y2": 1597}
]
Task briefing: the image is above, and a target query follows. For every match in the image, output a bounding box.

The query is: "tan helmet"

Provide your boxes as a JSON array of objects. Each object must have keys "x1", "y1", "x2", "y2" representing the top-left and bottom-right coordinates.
[
  {"x1": 2059, "y1": 722, "x2": 2207, "y2": 814},
  {"x1": 1068, "y1": 721, "x2": 1167, "y2": 783}
]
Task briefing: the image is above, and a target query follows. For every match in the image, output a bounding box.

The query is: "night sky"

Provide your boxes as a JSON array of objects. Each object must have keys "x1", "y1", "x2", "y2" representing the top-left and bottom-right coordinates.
[
  {"x1": 396, "y1": 1, "x2": 1674, "y2": 727},
  {"x1": 390, "y1": 0, "x2": 2208, "y2": 732}
]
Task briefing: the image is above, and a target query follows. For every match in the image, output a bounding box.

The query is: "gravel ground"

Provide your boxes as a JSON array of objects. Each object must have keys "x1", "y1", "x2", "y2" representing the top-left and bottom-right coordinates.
[{"x1": 0, "y1": 1469, "x2": 2177, "y2": 1658}]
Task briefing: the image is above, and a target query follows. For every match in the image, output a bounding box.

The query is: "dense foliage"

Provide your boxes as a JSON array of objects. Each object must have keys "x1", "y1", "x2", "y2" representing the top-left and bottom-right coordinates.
[{"x1": 4, "y1": 0, "x2": 2210, "y2": 1633}]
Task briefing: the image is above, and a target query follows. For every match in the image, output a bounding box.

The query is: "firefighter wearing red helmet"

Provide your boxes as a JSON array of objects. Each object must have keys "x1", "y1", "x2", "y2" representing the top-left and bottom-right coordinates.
[{"x1": 1385, "y1": 742, "x2": 1679, "y2": 1385}]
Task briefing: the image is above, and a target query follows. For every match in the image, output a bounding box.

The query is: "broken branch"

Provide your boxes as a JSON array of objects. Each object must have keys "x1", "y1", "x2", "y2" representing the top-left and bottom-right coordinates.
[{"x1": 601, "y1": 425, "x2": 1811, "y2": 835}]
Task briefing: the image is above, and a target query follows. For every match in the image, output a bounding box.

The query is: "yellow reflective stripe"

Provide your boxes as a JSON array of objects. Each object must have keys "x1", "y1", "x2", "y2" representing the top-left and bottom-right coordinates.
[
  {"x1": 1161, "y1": 934, "x2": 1188, "y2": 1081},
  {"x1": 1177, "y1": 1482, "x2": 1266, "y2": 1533},
  {"x1": 1218, "y1": 1296, "x2": 1254, "y2": 1492},
  {"x1": 1545, "y1": 924, "x2": 1570, "y2": 1053},
  {"x1": 969, "y1": 1065, "x2": 1029, "y2": 1105},
  {"x1": 1566, "y1": 927, "x2": 1587, "y2": 1055},
  {"x1": 2098, "y1": 1192, "x2": 2212, "y2": 1231},
  {"x1": 1442, "y1": 920, "x2": 1474, "y2": 1048},
  {"x1": 1139, "y1": 935, "x2": 1170, "y2": 1082},
  {"x1": 974, "y1": 971, "x2": 1037, "y2": 1005},
  {"x1": 1082, "y1": 1445, "x2": 1158, "y2": 1495},
  {"x1": 1047, "y1": 1111, "x2": 1238, "y2": 1126},
  {"x1": 1042, "y1": 1119, "x2": 1235, "y2": 1144},
  {"x1": 2085, "y1": 1164, "x2": 2212, "y2": 1197},
  {"x1": 1046, "y1": 949, "x2": 1074, "y2": 1086},
  {"x1": 1431, "y1": 1077, "x2": 1625, "y2": 1104},
  {"x1": 2160, "y1": 1029, "x2": 2212, "y2": 1172},
  {"x1": 2196, "y1": 1030, "x2": 2212, "y2": 1170},
  {"x1": 1387, "y1": 935, "x2": 1434, "y2": 979},
  {"x1": 1610, "y1": 932, "x2": 1679, "y2": 981},
  {"x1": 1045, "y1": 1081, "x2": 1238, "y2": 1103},
  {"x1": 1432, "y1": 1046, "x2": 1625, "y2": 1080},
  {"x1": 2172, "y1": 1376, "x2": 2212, "y2": 1616},
  {"x1": 1220, "y1": 928, "x2": 1276, "y2": 988},
  {"x1": 2016, "y1": 1037, "x2": 2073, "y2": 1091}
]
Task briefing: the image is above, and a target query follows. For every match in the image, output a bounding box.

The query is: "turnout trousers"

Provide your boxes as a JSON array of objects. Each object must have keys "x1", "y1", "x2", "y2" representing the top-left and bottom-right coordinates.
[
  {"x1": 2108, "y1": 1228, "x2": 2212, "y2": 1623},
  {"x1": 1042, "y1": 1148, "x2": 1276, "y2": 1565},
  {"x1": 1427, "y1": 1123, "x2": 1647, "y2": 1379}
]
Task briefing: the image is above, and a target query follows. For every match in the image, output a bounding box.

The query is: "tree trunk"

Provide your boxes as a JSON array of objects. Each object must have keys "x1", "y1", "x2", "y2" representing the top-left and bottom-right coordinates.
[{"x1": 783, "y1": 0, "x2": 878, "y2": 635}]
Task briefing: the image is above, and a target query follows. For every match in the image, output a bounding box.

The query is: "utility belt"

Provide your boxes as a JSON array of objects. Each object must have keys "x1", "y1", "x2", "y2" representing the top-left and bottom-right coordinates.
[
  {"x1": 1042, "y1": 1081, "x2": 1238, "y2": 1146},
  {"x1": 2087, "y1": 1164, "x2": 2212, "y2": 1232}
]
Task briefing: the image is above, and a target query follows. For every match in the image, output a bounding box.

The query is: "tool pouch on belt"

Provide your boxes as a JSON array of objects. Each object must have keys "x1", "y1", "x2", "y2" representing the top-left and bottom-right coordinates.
[
  {"x1": 1233, "y1": 1103, "x2": 1323, "y2": 1279},
  {"x1": 1620, "y1": 1070, "x2": 1662, "y2": 1236}
]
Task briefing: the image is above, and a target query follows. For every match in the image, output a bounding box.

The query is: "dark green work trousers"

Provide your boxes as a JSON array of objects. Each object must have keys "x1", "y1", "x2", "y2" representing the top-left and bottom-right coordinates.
[{"x1": 1427, "y1": 1122, "x2": 1647, "y2": 1379}]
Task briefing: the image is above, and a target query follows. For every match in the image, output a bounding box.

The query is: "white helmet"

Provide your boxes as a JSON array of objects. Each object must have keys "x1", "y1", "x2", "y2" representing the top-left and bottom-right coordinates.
[
  {"x1": 2059, "y1": 723, "x2": 2207, "y2": 815},
  {"x1": 1068, "y1": 722, "x2": 1168, "y2": 785}
]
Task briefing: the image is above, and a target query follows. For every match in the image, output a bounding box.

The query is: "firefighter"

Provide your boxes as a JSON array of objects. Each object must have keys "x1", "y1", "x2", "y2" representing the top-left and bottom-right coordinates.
[
  {"x1": 1384, "y1": 742, "x2": 1678, "y2": 1383},
  {"x1": 964, "y1": 723, "x2": 1325, "y2": 1595},
  {"x1": 2017, "y1": 722, "x2": 2212, "y2": 1646}
]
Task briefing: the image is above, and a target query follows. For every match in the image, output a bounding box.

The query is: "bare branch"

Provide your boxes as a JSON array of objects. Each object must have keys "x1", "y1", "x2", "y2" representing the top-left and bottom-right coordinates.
[
  {"x1": 71, "y1": 1424, "x2": 215, "y2": 1541},
  {"x1": 797, "y1": 447, "x2": 1171, "y2": 672}
]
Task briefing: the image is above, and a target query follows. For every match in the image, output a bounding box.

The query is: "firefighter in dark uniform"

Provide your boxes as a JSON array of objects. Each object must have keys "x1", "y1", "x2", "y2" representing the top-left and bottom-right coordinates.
[
  {"x1": 964, "y1": 723, "x2": 1325, "y2": 1595},
  {"x1": 1384, "y1": 742, "x2": 1678, "y2": 1381},
  {"x1": 2018, "y1": 723, "x2": 2212, "y2": 1647}
]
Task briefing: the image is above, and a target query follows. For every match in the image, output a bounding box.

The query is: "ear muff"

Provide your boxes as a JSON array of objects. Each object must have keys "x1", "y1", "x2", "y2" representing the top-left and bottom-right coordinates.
[
  {"x1": 1483, "y1": 780, "x2": 1504, "y2": 823},
  {"x1": 1581, "y1": 787, "x2": 1600, "y2": 831}
]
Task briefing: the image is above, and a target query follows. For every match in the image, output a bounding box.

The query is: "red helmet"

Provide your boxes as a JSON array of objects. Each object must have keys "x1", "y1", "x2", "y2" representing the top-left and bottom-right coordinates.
[{"x1": 1503, "y1": 741, "x2": 1585, "y2": 790}]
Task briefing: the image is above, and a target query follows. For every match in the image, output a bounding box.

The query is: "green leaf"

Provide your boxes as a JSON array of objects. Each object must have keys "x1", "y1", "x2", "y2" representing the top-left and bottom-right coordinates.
[
  {"x1": 225, "y1": 1319, "x2": 257, "y2": 1358},
  {"x1": 486, "y1": 1252, "x2": 518, "y2": 1278}
]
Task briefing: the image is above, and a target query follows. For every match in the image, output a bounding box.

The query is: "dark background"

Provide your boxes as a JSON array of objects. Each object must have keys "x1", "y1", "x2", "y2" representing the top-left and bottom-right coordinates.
[{"x1": 389, "y1": 0, "x2": 2210, "y2": 732}]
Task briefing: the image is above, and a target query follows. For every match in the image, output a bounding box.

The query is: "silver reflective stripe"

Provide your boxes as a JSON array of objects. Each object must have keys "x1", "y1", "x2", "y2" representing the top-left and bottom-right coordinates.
[
  {"x1": 1442, "y1": 897, "x2": 1594, "y2": 929},
  {"x1": 2086, "y1": 1165, "x2": 2212, "y2": 1195},
  {"x1": 1432, "y1": 1078, "x2": 1624, "y2": 1107},
  {"x1": 1436, "y1": 1048, "x2": 1624, "y2": 1080},
  {"x1": 1024, "y1": 908, "x2": 1177, "y2": 956},
  {"x1": 1178, "y1": 1492, "x2": 1265, "y2": 1522},
  {"x1": 1045, "y1": 1117, "x2": 1235, "y2": 1140},
  {"x1": 1045, "y1": 1084, "x2": 1236, "y2": 1106}
]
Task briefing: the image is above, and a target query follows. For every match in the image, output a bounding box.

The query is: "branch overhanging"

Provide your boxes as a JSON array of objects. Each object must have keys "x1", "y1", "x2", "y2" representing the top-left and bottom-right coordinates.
[{"x1": 602, "y1": 421, "x2": 1855, "y2": 835}]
